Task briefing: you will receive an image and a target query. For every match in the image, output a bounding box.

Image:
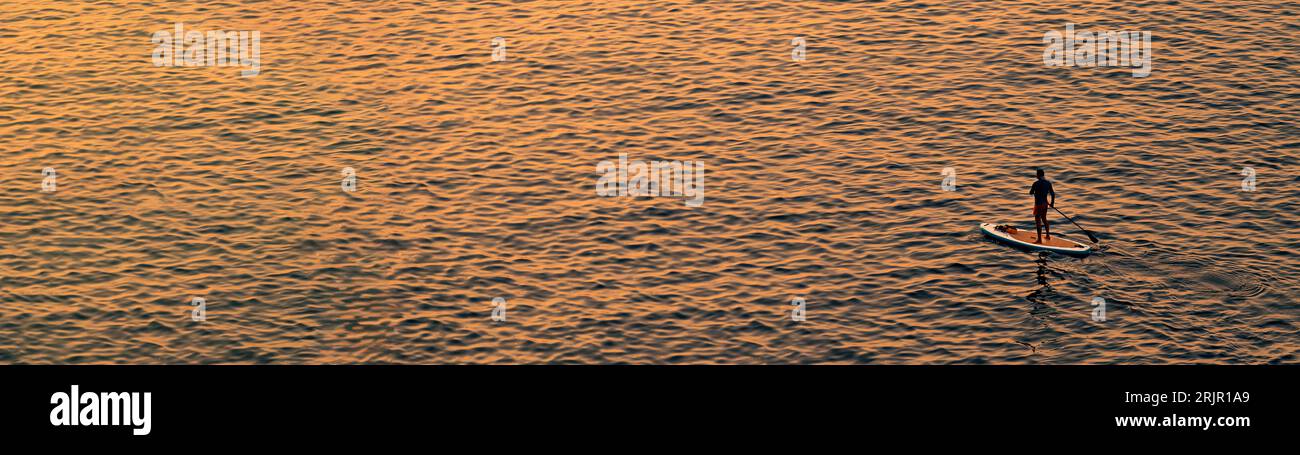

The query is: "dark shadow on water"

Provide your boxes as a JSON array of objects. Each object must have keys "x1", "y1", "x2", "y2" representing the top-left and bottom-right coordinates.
[
  {"x1": 1035, "y1": 254, "x2": 1049, "y2": 287},
  {"x1": 1014, "y1": 254, "x2": 1057, "y2": 356},
  {"x1": 1026, "y1": 253, "x2": 1053, "y2": 307}
]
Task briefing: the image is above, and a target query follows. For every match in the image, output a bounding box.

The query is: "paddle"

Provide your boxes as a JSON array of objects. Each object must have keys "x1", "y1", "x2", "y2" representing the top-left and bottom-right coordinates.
[{"x1": 1052, "y1": 206, "x2": 1099, "y2": 243}]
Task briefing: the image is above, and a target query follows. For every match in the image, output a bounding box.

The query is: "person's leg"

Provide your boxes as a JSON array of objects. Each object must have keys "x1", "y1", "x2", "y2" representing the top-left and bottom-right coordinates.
[
  {"x1": 1044, "y1": 216, "x2": 1051, "y2": 240},
  {"x1": 1034, "y1": 209, "x2": 1044, "y2": 243}
]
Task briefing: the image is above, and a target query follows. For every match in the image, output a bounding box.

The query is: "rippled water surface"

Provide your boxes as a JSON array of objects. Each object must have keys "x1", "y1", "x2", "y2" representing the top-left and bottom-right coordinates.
[{"x1": 0, "y1": 1, "x2": 1296, "y2": 364}]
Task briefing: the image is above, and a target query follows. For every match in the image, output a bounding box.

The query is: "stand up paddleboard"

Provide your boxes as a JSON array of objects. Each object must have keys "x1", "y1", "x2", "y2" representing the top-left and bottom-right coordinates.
[{"x1": 980, "y1": 223, "x2": 1093, "y2": 256}]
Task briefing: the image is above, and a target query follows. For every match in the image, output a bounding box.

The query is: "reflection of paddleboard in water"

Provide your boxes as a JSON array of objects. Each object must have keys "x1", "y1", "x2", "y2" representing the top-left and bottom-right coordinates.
[{"x1": 980, "y1": 223, "x2": 1092, "y2": 256}]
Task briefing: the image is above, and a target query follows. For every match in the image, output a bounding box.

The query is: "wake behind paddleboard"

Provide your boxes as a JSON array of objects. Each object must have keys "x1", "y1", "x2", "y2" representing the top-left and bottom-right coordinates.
[{"x1": 980, "y1": 223, "x2": 1093, "y2": 256}]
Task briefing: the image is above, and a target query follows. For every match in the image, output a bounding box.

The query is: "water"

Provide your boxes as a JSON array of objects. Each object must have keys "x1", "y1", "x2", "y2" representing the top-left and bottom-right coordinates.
[{"x1": 0, "y1": 1, "x2": 1296, "y2": 364}]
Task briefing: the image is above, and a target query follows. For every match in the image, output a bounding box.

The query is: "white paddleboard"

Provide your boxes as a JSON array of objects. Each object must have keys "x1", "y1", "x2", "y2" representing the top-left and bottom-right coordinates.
[{"x1": 980, "y1": 223, "x2": 1093, "y2": 256}]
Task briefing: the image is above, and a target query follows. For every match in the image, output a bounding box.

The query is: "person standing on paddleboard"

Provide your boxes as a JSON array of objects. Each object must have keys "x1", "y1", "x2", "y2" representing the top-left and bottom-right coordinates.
[{"x1": 1030, "y1": 168, "x2": 1056, "y2": 243}]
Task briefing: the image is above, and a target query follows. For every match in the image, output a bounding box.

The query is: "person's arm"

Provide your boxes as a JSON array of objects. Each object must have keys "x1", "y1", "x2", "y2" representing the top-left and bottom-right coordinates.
[{"x1": 1049, "y1": 184, "x2": 1056, "y2": 206}]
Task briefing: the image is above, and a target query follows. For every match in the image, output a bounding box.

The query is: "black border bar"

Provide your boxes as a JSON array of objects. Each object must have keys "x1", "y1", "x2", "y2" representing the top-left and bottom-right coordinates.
[{"x1": 2, "y1": 365, "x2": 1294, "y2": 444}]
